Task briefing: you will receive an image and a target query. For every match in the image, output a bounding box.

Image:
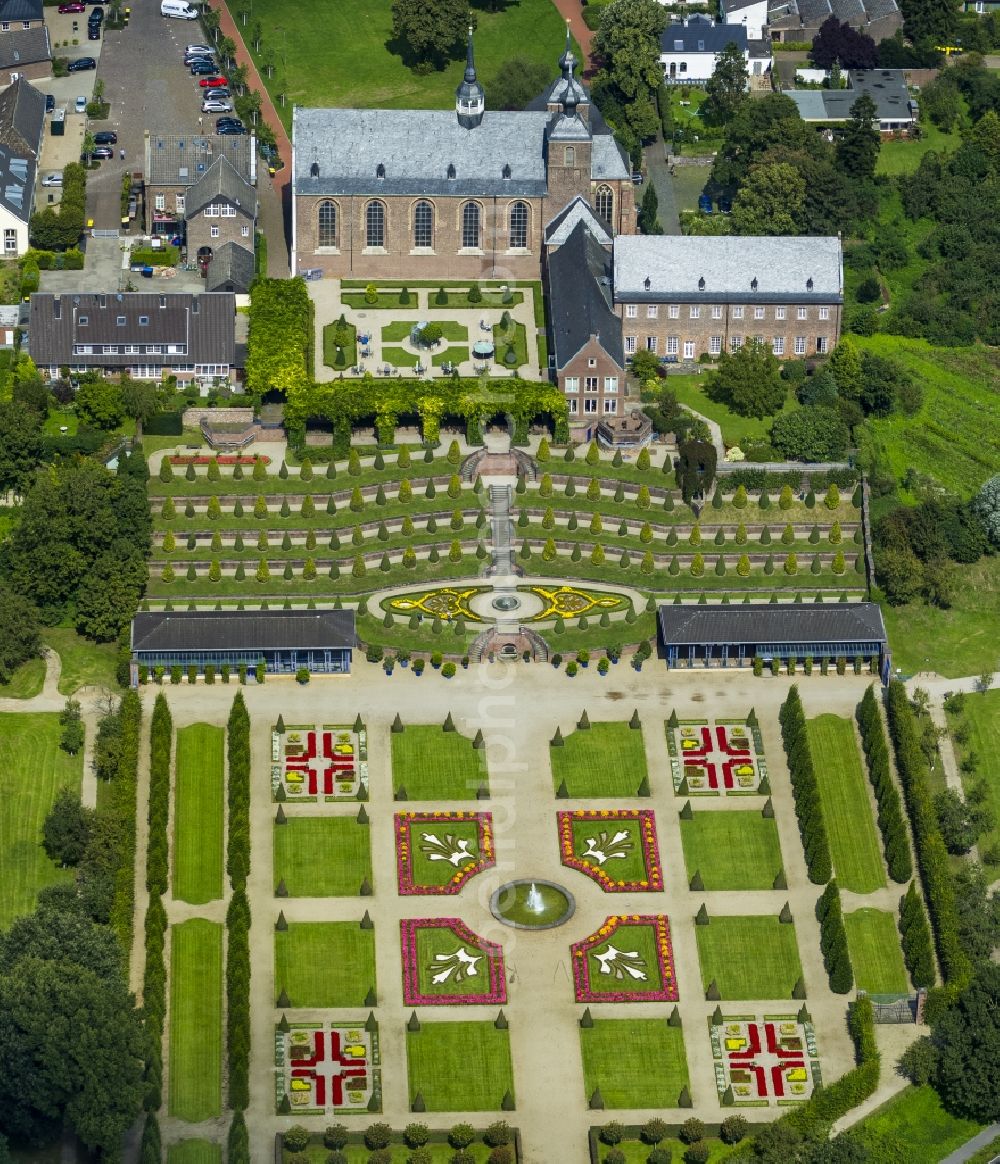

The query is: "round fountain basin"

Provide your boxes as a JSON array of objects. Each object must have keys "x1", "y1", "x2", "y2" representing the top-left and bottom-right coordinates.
[
  {"x1": 489, "y1": 879, "x2": 576, "y2": 930},
  {"x1": 491, "y1": 594, "x2": 521, "y2": 612}
]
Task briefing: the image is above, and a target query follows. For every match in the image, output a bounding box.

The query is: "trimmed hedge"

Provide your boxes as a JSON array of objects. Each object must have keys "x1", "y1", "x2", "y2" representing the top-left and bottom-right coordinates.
[
  {"x1": 143, "y1": 693, "x2": 171, "y2": 1112},
  {"x1": 816, "y1": 880, "x2": 854, "y2": 994},
  {"x1": 885, "y1": 682, "x2": 970, "y2": 991},
  {"x1": 227, "y1": 690, "x2": 250, "y2": 890},
  {"x1": 779, "y1": 686, "x2": 833, "y2": 884},
  {"x1": 226, "y1": 691, "x2": 252, "y2": 1111},
  {"x1": 228, "y1": 1112, "x2": 249, "y2": 1164},
  {"x1": 856, "y1": 686, "x2": 912, "y2": 883},
  {"x1": 146, "y1": 693, "x2": 172, "y2": 895},
  {"x1": 899, "y1": 880, "x2": 936, "y2": 989}
]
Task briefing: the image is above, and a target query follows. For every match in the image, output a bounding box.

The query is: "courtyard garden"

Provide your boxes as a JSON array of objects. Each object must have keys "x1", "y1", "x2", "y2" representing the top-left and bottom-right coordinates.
[
  {"x1": 695, "y1": 915, "x2": 804, "y2": 1001},
  {"x1": 391, "y1": 723, "x2": 489, "y2": 800},
  {"x1": 276, "y1": 1020, "x2": 380, "y2": 1115},
  {"x1": 580, "y1": 1018, "x2": 689, "y2": 1109},
  {"x1": 550, "y1": 720, "x2": 649, "y2": 799},
  {"x1": 406, "y1": 1020, "x2": 515, "y2": 1112},
  {"x1": 273, "y1": 721, "x2": 367, "y2": 801},
  {"x1": 668, "y1": 716, "x2": 767, "y2": 796},
  {"x1": 168, "y1": 918, "x2": 223, "y2": 1123},
  {"x1": 274, "y1": 921, "x2": 377, "y2": 1009},
  {"x1": 679, "y1": 810, "x2": 784, "y2": 892},
  {"x1": 273, "y1": 815, "x2": 373, "y2": 897},
  {"x1": 709, "y1": 1014, "x2": 819, "y2": 1105},
  {"x1": 172, "y1": 723, "x2": 225, "y2": 905}
]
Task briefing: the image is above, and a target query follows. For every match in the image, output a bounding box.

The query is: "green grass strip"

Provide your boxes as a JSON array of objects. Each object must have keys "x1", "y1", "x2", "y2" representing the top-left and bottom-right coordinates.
[
  {"x1": 580, "y1": 1020, "x2": 688, "y2": 1108},
  {"x1": 550, "y1": 721, "x2": 648, "y2": 798},
  {"x1": 173, "y1": 724, "x2": 225, "y2": 904},
  {"x1": 274, "y1": 922, "x2": 376, "y2": 1008},
  {"x1": 391, "y1": 724, "x2": 487, "y2": 799},
  {"x1": 680, "y1": 811, "x2": 784, "y2": 890},
  {"x1": 406, "y1": 1022, "x2": 514, "y2": 1111},
  {"x1": 273, "y1": 816, "x2": 372, "y2": 896},
  {"x1": 844, "y1": 909, "x2": 908, "y2": 994},
  {"x1": 166, "y1": 1142, "x2": 222, "y2": 1164},
  {"x1": 168, "y1": 919, "x2": 223, "y2": 1121},
  {"x1": 695, "y1": 916, "x2": 803, "y2": 1000}
]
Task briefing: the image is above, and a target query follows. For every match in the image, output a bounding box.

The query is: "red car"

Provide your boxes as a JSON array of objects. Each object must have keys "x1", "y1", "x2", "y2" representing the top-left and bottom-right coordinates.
[
  {"x1": 198, "y1": 76, "x2": 227, "y2": 88},
  {"x1": 58, "y1": 2, "x2": 86, "y2": 10}
]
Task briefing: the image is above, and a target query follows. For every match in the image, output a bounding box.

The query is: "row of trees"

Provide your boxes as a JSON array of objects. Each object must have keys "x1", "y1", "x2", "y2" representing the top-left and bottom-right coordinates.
[
  {"x1": 227, "y1": 692, "x2": 252, "y2": 1111},
  {"x1": 143, "y1": 693, "x2": 172, "y2": 1114},
  {"x1": 899, "y1": 879, "x2": 936, "y2": 989},
  {"x1": 816, "y1": 880, "x2": 854, "y2": 994},
  {"x1": 856, "y1": 685, "x2": 913, "y2": 882},
  {"x1": 778, "y1": 687, "x2": 833, "y2": 884}
]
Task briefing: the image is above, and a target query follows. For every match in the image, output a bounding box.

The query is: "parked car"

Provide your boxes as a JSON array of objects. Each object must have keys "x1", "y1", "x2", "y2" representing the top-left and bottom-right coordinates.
[
  {"x1": 93, "y1": 130, "x2": 118, "y2": 144},
  {"x1": 87, "y1": 23, "x2": 100, "y2": 38},
  {"x1": 185, "y1": 43, "x2": 212, "y2": 54},
  {"x1": 87, "y1": 145, "x2": 114, "y2": 160},
  {"x1": 202, "y1": 99, "x2": 233, "y2": 113},
  {"x1": 216, "y1": 124, "x2": 247, "y2": 135},
  {"x1": 198, "y1": 76, "x2": 227, "y2": 87},
  {"x1": 67, "y1": 56, "x2": 97, "y2": 71},
  {"x1": 41, "y1": 172, "x2": 63, "y2": 187},
  {"x1": 185, "y1": 56, "x2": 214, "y2": 68},
  {"x1": 89, "y1": 5, "x2": 103, "y2": 19},
  {"x1": 45, "y1": 93, "x2": 55, "y2": 113},
  {"x1": 215, "y1": 116, "x2": 242, "y2": 128},
  {"x1": 58, "y1": 2, "x2": 86, "y2": 11},
  {"x1": 74, "y1": 95, "x2": 88, "y2": 113},
  {"x1": 190, "y1": 62, "x2": 217, "y2": 75}
]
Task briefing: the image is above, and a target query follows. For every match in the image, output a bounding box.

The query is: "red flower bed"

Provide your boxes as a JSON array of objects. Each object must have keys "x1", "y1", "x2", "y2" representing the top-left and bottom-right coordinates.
[
  {"x1": 400, "y1": 917, "x2": 507, "y2": 1006},
  {"x1": 395, "y1": 811, "x2": 495, "y2": 895},
  {"x1": 558, "y1": 809, "x2": 663, "y2": 892},
  {"x1": 168, "y1": 454, "x2": 270, "y2": 466},
  {"x1": 571, "y1": 914, "x2": 678, "y2": 1003}
]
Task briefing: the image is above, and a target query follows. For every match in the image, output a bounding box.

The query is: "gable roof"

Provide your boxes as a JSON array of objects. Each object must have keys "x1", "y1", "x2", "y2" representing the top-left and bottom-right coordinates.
[
  {"x1": 185, "y1": 155, "x2": 257, "y2": 217},
  {"x1": 548, "y1": 219, "x2": 623, "y2": 370},
  {"x1": 205, "y1": 241, "x2": 255, "y2": 293},
  {"x1": 132, "y1": 609, "x2": 357, "y2": 653},
  {"x1": 145, "y1": 132, "x2": 254, "y2": 187},
  {"x1": 657, "y1": 602, "x2": 887, "y2": 646},
  {"x1": 545, "y1": 195, "x2": 612, "y2": 247},
  {"x1": 0, "y1": 0, "x2": 42, "y2": 21},
  {"x1": 660, "y1": 20, "x2": 748, "y2": 53},
  {"x1": 0, "y1": 74, "x2": 44, "y2": 157},
  {"x1": 0, "y1": 25, "x2": 50, "y2": 69},
  {"x1": 613, "y1": 235, "x2": 843, "y2": 303}
]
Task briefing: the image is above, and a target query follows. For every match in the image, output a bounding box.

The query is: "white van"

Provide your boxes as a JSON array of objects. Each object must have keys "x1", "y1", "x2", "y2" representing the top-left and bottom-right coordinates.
[{"x1": 161, "y1": 0, "x2": 198, "y2": 18}]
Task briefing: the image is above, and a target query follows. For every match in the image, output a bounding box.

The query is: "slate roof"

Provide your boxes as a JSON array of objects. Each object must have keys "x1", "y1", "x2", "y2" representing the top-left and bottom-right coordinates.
[
  {"x1": 549, "y1": 219, "x2": 622, "y2": 370},
  {"x1": 145, "y1": 132, "x2": 254, "y2": 187},
  {"x1": 0, "y1": 0, "x2": 42, "y2": 21},
  {"x1": 660, "y1": 19, "x2": 748, "y2": 53},
  {"x1": 0, "y1": 76, "x2": 42, "y2": 222},
  {"x1": 784, "y1": 69, "x2": 914, "y2": 121},
  {"x1": 27, "y1": 291, "x2": 236, "y2": 368},
  {"x1": 721, "y1": 0, "x2": 766, "y2": 12},
  {"x1": 657, "y1": 602, "x2": 887, "y2": 646},
  {"x1": 132, "y1": 609, "x2": 357, "y2": 653},
  {"x1": 591, "y1": 133, "x2": 630, "y2": 180},
  {"x1": 205, "y1": 242, "x2": 254, "y2": 293},
  {"x1": 185, "y1": 155, "x2": 256, "y2": 217},
  {"x1": 613, "y1": 235, "x2": 843, "y2": 303},
  {"x1": 0, "y1": 26, "x2": 50, "y2": 69},
  {"x1": 545, "y1": 195, "x2": 612, "y2": 247}
]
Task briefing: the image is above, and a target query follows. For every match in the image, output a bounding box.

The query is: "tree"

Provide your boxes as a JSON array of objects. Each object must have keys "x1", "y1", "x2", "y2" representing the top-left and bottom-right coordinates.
[
  {"x1": 706, "y1": 339, "x2": 786, "y2": 419},
  {"x1": 933, "y1": 788, "x2": 979, "y2": 854},
  {"x1": 0, "y1": 586, "x2": 42, "y2": 682},
  {"x1": 972, "y1": 473, "x2": 1000, "y2": 546},
  {"x1": 809, "y1": 17, "x2": 877, "y2": 70},
  {"x1": 119, "y1": 378, "x2": 160, "y2": 426},
  {"x1": 918, "y1": 74, "x2": 963, "y2": 132},
  {"x1": 731, "y1": 161, "x2": 806, "y2": 235},
  {"x1": 42, "y1": 788, "x2": 94, "y2": 866},
  {"x1": 837, "y1": 94, "x2": 881, "y2": 181},
  {"x1": 900, "y1": 0, "x2": 958, "y2": 46},
  {"x1": 770, "y1": 406, "x2": 849, "y2": 461},
  {"x1": 631, "y1": 348, "x2": 662, "y2": 381},
  {"x1": 487, "y1": 59, "x2": 552, "y2": 110},
  {"x1": 0, "y1": 401, "x2": 44, "y2": 495},
  {"x1": 59, "y1": 699, "x2": 85, "y2": 754},
  {"x1": 592, "y1": 0, "x2": 667, "y2": 147},
  {"x1": 74, "y1": 376, "x2": 124, "y2": 430},
  {"x1": 676, "y1": 440, "x2": 717, "y2": 502},
  {"x1": 638, "y1": 182, "x2": 662, "y2": 234},
  {"x1": 702, "y1": 42, "x2": 748, "y2": 127},
  {"x1": 75, "y1": 550, "x2": 148, "y2": 642},
  {"x1": 390, "y1": 0, "x2": 472, "y2": 68},
  {"x1": 933, "y1": 963, "x2": 1000, "y2": 1123}
]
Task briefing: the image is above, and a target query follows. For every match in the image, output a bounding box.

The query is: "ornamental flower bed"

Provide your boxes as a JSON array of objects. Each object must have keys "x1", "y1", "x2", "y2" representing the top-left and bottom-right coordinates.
[
  {"x1": 387, "y1": 586, "x2": 486, "y2": 622},
  {"x1": 571, "y1": 915, "x2": 678, "y2": 1003},
  {"x1": 526, "y1": 583, "x2": 628, "y2": 621},
  {"x1": 667, "y1": 717, "x2": 768, "y2": 796},
  {"x1": 400, "y1": 917, "x2": 507, "y2": 1006},
  {"x1": 168, "y1": 454, "x2": 270, "y2": 465},
  {"x1": 276, "y1": 1021, "x2": 381, "y2": 1114},
  {"x1": 709, "y1": 1015, "x2": 819, "y2": 1106},
  {"x1": 395, "y1": 811, "x2": 495, "y2": 895},
  {"x1": 273, "y1": 723, "x2": 367, "y2": 801},
  {"x1": 557, "y1": 809, "x2": 663, "y2": 892}
]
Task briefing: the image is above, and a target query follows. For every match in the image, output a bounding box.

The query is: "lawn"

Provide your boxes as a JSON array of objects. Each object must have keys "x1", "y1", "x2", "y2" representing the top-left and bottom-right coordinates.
[
  {"x1": 391, "y1": 724, "x2": 488, "y2": 799},
  {"x1": 679, "y1": 811, "x2": 784, "y2": 890},
  {"x1": 0, "y1": 655, "x2": 46, "y2": 699},
  {"x1": 580, "y1": 1020, "x2": 688, "y2": 1108},
  {"x1": 172, "y1": 724, "x2": 225, "y2": 904},
  {"x1": 166, "y1": 1143, "x2": 222, "y2": 1164},
  {"x1": 230, "y1": 0, "x2": 574, "y2": 129},
  {"x1": 273, "y1": 815, "x2": 372, "y2": 896},
  {"x1": 550, "y1": 721, "x2": 649, "y2": 798},
  {"x1": 492, "y1": 319, "x2": 530, "y2": 369},
  {"x1": 406, "y1": 1022, "x2": 514, "y2": 1111},
  {"x1": 876, "y1": 116, "x2": 963, "y2": 177},
  {"x1": 42, "y1": 627, "x2": 120, "y2": 695},
  {"x1": 695, "y1": 916, "x2": 803, "y2": 1000},
  {"x1": 274, "y1": 922, "x2": 376, "y2": 1008},
  {"x1": 654, "y1": 372, "x2": 795, "y2": 449},
  {"x1": 168, "y1": 919, "x2": 223, "y2": 1122},
  {"x1": 382, "y1": 321, "x2": 469, "y2": 343},
  {"x1": 882, "y1": 556, "x2": 1000, "y2": 679},
  {"x1": 807, "y1": 714, "x2": 886, "y2": 894},
  {"x1": 850, "y1": 1085, "x2": 985, "y2": 1164},
  {"x1": 844, "y1": 909, "x2": 908, "y2": 995},
  {"x1": 950, "y1": 689, "x2": 1000, "y2": 866},
  {"x1": 322, "y1": 318, "x2": 357, "y2": 370},
  {"x1": 0, "y1": 712, "x2": 83, "y2": 927}
]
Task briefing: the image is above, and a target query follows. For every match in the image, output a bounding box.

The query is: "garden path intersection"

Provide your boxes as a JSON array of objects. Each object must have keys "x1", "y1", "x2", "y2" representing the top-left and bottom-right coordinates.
[{"x1": 130, "y1": 662, "x2": 919, "y2": 1162}]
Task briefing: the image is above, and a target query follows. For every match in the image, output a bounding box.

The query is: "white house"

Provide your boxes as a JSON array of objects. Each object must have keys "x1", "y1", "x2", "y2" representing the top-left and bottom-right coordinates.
[
  {"x1": 720, "y1": 0, "x2": 769, "y2": 39},
  {"x1": 0, "y1": 76, "x2": 43, "y2": 257},
  {"x1": 659, "y1": 15, "x2": 771, "y2": 83}
]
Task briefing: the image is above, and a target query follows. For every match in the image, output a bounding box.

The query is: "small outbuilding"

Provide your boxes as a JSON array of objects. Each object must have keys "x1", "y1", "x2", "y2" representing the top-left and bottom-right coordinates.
[
  {"x1": 131, "y1": 608, "x2": 356, "y2": 681},
  {"x1": 657, "y1": 601, "x2": 888, "y2": 670}
]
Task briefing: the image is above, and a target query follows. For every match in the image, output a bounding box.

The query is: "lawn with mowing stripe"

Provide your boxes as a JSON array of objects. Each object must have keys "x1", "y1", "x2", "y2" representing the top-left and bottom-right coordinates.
[
  {"x1": 407, "y1": 1022, "x2": 514, "y2": 1111},
  {"x1": 274, "y1": 922, "x2": 376, "y2": 1008},
  {"x1": 696, "y1": 916, "x2": 803, "y2": 1000},
  {"x1": 168, "y1": 919, "x2": 223, "y2": 1122},
  {"x1": 0, "y1": 712, "x2": 83, "y2": 927},
  {"x1": 852, "y1": 1085, "x2": 985, "y2": 1164},
  {"x1": 580, "y1": 1020, "x2": 688, "y2": 1108},
  {"x1": 679, "y1": 811, "x2": 783, "y2": 890},
  {"x1": 172, "y1": 723, "x2": 225, "y2": 904},
  {"x1": 550, "y1": 722, "x2": 649, "y2": 798},
  {"x1": 844, "y1": 909, "x2": 909, "y2": 995},
  {"x1": 166, "y1": 1143, "x2": 221, "y2": 1164},
  {"x1": 273, "y1": 815, "x2": 372, "y2": 896},
  {"x1": 807, "y1": 714, "x2": 886, "y2": 894},
  {"x1": 391, "y1": 724, "x2": 488, "y2": 799}
]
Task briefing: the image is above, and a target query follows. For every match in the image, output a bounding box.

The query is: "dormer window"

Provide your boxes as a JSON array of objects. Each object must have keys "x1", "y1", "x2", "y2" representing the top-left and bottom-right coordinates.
[
  {"x1": 376, "y1": 163, "x2": 385, "y2": 179},
  {"x1": 643, "y1": 276, "x2": 651, "y2": 291},
  {"x1": 698, "y1": 276, "x2": 705, "y2": 290},
  {"x1": 447, "y1": 163, "x2": 456, "y2": 179},
  {"x1": 309, "y1": 161, "x2": 319, "y2": 178},
  {"x1": 139, "y1": 315, "x2": 149, "y2": 326},
  {"x1": 751, "y1": 277, "x2": 758, "y2": 291},
  {"x1": 502, "y1": 163, "x2": 511, "y2": 179},
  {"x1": 117, "y1": 315, "x2": 126, "y2": 325},
  {"x1": 78, "y1": 315, "x2": 88, "y2": 325},
  {"x1": 806, "y1": 277, "x2": 814, "y2": 290}
]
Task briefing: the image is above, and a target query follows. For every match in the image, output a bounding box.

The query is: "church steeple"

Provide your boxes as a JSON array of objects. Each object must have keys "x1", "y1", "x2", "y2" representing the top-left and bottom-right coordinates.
[
  {"x1": 558, "y1": 21, "x2": 576, "y2": 79},
  {"x1": 455, "y1": 26, "x2": 485, "y2": 129}
]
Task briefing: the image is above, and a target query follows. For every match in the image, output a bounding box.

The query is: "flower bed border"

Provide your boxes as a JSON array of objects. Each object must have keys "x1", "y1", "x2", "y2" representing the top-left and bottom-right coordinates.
[
  {"x1": 168, "y1": 454, "x2": 271, "y2": 465},
  {"x1": 395, "y1": 810, "x2": 495, "y2": 895},
  {"x1": 400, "y1": 917, "x2": 507, "y2": 1006},
  {"x1": 571, "y1": 914, "x2": 678, "y2": 1003},
  {"x1": 557, "y1": 809, "x2": 663, "y2": 892}
]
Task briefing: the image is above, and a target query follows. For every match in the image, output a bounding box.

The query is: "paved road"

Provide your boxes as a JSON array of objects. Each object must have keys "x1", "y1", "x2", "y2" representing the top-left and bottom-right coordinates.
[
  {"x1": 644, "y1": 131, "x2": 681, "y2": 235},
  {"x1": 942, "y1": 1125, "x2": 1000, "y2": 1164}
]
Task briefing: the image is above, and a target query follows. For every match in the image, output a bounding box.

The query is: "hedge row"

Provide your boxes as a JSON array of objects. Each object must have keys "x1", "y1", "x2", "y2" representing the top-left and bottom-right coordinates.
[
  {"x1": 816, "y1": 881, "x2": 854, "y2": 994},
  {"x1": 138, "y1": 1112, "x2": 160, "y2": 1164},
  {"x1": 146, "y1": 693, "x2": 172, "y2": 896},
  {"x1": 227, "y1": 691, "x2": 251, "y2": 891},
  {"x1": 143, "y1": 693, "x2": 172, "y2": 1112},
  {"x1": 228, "y1": 1112, "x2": 249, "y2": 1164},
  {"x1": 108, "y1": 692, "x2": 141, "y2": 953},
  {"x1": 899, "y1": 880, "x2": 935, "y2": 989},
  {"x1": 226, "y1": 889, "x2": 251, "y2": 1111},
  {"x1": 778, "y1": 687, "x2": 833, "y2": 884},
  {"x1": 885, "y1": 681, "x2": 971, "y2": 991},
  {"x1": 856, "y1": 686, "x2": 912, "y2": 883}
]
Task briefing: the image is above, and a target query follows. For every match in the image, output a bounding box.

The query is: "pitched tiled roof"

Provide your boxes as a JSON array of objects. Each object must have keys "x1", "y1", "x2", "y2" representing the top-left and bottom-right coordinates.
[
  {"x1": 132, "y1": 609, "x2": 357, "y2": 652},
  {"x1": 549, "y1": 219, "x2": 623, "y2": 370},
  {"x1": 0, "y1": 26, "x2": 49, "y2": 69},
  {"x1": 657, "y1": 603, "x2": 887, "y2": 646},
  {"x1": 206, "y1": 242, "x2": 254, "y2": 293},
  {"x1": 145, "y1": 132, "x2": 254, "y2": 187},
  {"x1": 0, "y1": 74, "x2": 44, "y2": 157},
  {"x1": 660, "y1": 19, "x2": 748, "y2": 53},
  {"x1": 0, "y1": 0, "x2": 42, "y2": 21},
  {"x1": 185, "y1": 155, "x2": 256, "y2": 217},
  {"x1": 545, "y1": 195, "x2": 612, "y2": 246}
]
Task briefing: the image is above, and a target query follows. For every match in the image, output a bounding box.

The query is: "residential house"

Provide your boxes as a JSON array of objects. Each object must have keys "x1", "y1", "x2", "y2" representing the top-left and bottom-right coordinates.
[
  {"x1": 205, "y1": 240, "x2": 255, "y2": 294},
  {"x1": 0, "y1": 0, "x2": 43, "y2": 32},
  {"x1": 143, "y1": 130, "x2": 255, "y2": 239},
  {"x1": 0, "y1": 26, "x2": 50, "y2": 83},
  {"x1": 721, "y1": 0, "x2": 769, "y2": 38},
  {"x1": 612, "y1": 235, "x2": 843, "y2": 362},
  {"x1": 659, "y1": 15, "x2": 772, "y2": 83},
  {"x1": 767, "y1": 0, "x2": 902, "y2": 42},
  {"x1": 183, "y1": 154, "x2": 257, "y2": 291},
  {"x1": 784, "y1": 68, "x2": 916, "y2": 130},
  {"x1": 0, "y1": 74, "x2": 43, "y2": 256},
  {"x1": 28, "y1": 291, "x2": 237, "y2": 386}
]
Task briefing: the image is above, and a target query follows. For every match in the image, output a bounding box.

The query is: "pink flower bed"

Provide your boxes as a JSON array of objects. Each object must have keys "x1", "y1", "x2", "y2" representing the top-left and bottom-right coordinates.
[
  {"x1": 557, "y1": 809, "x2": 663, "y2": 892},
  {"x1": 168, "y1": 454, "x2": 270, "y2": 465},
  {"x1": 571, "y1": 914, "x2": 679, "y2": 1003},
  {"x1": 395, "y1": 811, "x2": 495, "y2": 895},
  {"x1": 400, "y1": 917, "x2": 507, "y2": 1006}
]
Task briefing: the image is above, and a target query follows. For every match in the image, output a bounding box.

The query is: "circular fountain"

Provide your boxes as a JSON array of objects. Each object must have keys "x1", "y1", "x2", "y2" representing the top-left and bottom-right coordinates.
[
  {"x1": 491, "y1": 594, "x2": 521, "y2": 613},
  {"x1": 489, "y1": 879, "x2": 576, "y2": 930}
]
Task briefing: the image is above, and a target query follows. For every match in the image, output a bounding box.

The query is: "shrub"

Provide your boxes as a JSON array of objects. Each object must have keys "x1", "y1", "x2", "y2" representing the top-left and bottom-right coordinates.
[
  {"x1": 679, "y1": 1118, "x2": 705, "y2": 1144},
  {"x1": 779, "y1": 686, "x2": 832, "y2": 884},
  {"x1": 719, "y1": 1115, "x2": 749, "y2": 1144},
  {"x1": 283, "y1": 1127, "x2": 310, "y2": 1152},
  {"x1": 364, "y1": 1123, "x2": 392, "y2": 1150}
]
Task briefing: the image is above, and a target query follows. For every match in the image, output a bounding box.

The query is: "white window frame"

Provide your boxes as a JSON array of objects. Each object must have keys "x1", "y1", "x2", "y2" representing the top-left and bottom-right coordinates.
[
  {"x1": 711, "y1": 305, "x2": 722, "y2": 319},
  {"x1": 794, "y1": 336, "x2": 806, "y2": 355},
  {"x1": 584, "y1": 397, "x2": 598, "y2": 414},
  {"x1": 816, "y1": 336, "x2": 828, "y2": 354},
  {"x1": 775, "y1": 306, "x2": 786, "y2": 320},
  {"x1": 754, "y1": 306, "x2": 765, "y2": 320},
  {"x1": 772, "y1": 337, "x2": 785, "y2": 355},
  {"x1": 584, "y1": 376, "x2": 599, "y2": 392},
  {"x1": 666, "y1": 336, "x2": 678, "y2": 355},
  {"x1": 625, "y1": 304, "x2": 637, "y2": 319},
  {"x1": 732, "y1": 305, "x2": 744, "y2": 319},
  {"x1": 603, "y1": 398, "x2": 617, "y2": 414},
  {"x1": 646, "y1": 336, "x2": 657, "y2": 353},
  {"x1": 797, "y1": 306, "x2": 807, "y2": 320},
  {"x1": 683, "y1": 340, "x2": 695, "y2": 360},
  {"x1": 709, "y1": 335, "x2": 722, "y2": 355},
  {"x1": 154, "y1": 193, "x2": 165, "y2": 211},
  {"x1": 819, "y1": 307, "x2": 830, "y2": 320},
  {"x1": 668, "y1": 304, "x2": 680, "y2": 319},
  {"x1": 689, "y1": 306, "x2": 700, "y2": 319},
  {"x1": 647, "y1": 304, "x2": 658, "y2": 319},
  {"x1": 564, "y1": 376, "x2": 579, "y2": 393},
  {"x1": 624, "y1": 335, "x2": 637, "y2": 355},
  {"x1": 210, "y1": 225, "x2": 220, "y2": 238},
  {"x1": 603, "y1": 377, "x2": 618, "y2": 393},
  {"x1": 730, "y1": 336, "x2": 743, "y2": 351},
  {"x1": 568, "y1": 398, "x2": 578, "y2": 414}
]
